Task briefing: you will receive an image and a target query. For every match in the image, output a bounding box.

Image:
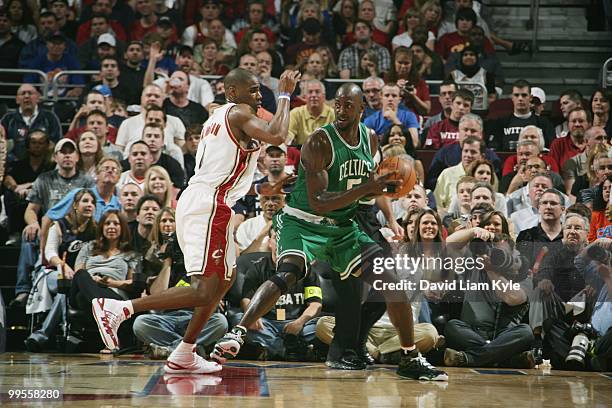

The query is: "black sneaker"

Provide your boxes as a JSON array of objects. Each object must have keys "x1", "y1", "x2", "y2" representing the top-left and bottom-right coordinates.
[
  {"x1": 380, "y1": 350, "x2": 401, "y2": 365},
  {"x1": 326, "y1": 349, "x2": 367, "y2": 370},
  {"x1": 358, "y1": 344, "x2": 375, "y2": 366},
  {"x1": 444, "y1": 348, "x2": 468, "y2": 367},
  {"x1": 532, "y1": 347, "x2": 544, "y2": 366},
  {"x1": 210, "y1": 326, "x2": 246, "y2": 364},
  {"x1": 398, "y1": 350, "x2": 449, "y2": 381}
]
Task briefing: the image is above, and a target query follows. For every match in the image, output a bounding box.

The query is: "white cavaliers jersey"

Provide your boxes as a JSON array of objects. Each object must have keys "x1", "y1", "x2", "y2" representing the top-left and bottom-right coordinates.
[{"x1": 188, "y1": 103, "x2": 261, "y2": 206}]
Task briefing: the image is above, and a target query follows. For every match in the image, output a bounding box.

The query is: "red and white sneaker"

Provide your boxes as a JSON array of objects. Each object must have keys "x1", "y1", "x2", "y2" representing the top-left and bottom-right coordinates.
[
  {"x1": 91, "y1": 298, "x2": 131, "y2": 351},
  {"x1": 164, "y1": 352, "x2": 223, "y2": 374}
]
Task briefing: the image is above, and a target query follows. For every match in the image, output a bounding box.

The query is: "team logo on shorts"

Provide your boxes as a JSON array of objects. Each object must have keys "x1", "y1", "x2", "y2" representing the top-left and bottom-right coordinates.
[{"x1": 212, "y1": 248, "x2": 224, "y2": 265}]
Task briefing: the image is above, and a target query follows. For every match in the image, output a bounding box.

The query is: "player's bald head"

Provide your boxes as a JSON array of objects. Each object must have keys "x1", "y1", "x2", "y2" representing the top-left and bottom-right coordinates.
[
  {"x1": 336, "y1": 83, "x2": 363, "y2": 101},
  {"x1": 333, "y1": 83, "x2": 365, "y2": 130},
  {"x1": 224, "y1": 67, "x2": 257, "y2": 90}
]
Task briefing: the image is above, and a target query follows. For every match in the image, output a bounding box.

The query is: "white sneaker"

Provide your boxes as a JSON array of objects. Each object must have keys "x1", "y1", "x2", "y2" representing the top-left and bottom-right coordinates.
[
  {"x1": 91, "y1": 298, "x2": 131, "y2": 351},
  {"x1": 164, "y1": 352, "x2": 223, "y2": 374}
]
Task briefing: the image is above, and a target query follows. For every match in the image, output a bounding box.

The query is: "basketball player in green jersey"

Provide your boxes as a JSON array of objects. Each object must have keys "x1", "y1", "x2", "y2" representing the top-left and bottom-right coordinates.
[{"x1": 213, "y1": 83, "x2": 448, "y2": 381}]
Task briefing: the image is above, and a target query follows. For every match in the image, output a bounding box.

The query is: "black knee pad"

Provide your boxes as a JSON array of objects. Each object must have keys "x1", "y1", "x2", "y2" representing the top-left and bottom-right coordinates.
[{"x1": 269, "y1": 262, "x2": 305, "y2": 294}]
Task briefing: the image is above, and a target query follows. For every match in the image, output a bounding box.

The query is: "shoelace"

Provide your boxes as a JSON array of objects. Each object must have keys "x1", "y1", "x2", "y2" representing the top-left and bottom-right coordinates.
[
  {"x1": 226, "y1": 330, "x2": 245, "y2": 345},
  {"x1": 414, "y1": 354, "x2": 437, "y2": 370},
  {"x1": 101, "y1": 309, "x2": 122, "y2": 333}
]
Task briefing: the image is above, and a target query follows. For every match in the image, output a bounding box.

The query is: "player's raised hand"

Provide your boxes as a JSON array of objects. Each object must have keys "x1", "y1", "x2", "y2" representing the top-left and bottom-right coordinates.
[{"x1": 278, "y1": 70, "x2": 301, "y2": 95}]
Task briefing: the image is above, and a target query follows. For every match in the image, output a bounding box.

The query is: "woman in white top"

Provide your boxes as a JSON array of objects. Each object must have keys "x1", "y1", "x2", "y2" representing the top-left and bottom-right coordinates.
[
  {"x1": 25, "y1": 190, "x2": 97, "y2": 352},
  {"x1": 392, "y1": 8, "x2": 435, "y2": 51},
  {"x1": 448, "y1": 46, "x2": 496, "y2": 111},
  {"x1": 6, "y1": 0, "x2": 37, "y2": 44},
  {"x1": 45, "y1": 189, "x2": 97, "y2": 278}
]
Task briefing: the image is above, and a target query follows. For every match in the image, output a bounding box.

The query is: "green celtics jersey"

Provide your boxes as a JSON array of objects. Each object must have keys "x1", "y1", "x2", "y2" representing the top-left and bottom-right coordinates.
[{"x1": 287, "y1": 122, "x2": 375, "y2": 223}]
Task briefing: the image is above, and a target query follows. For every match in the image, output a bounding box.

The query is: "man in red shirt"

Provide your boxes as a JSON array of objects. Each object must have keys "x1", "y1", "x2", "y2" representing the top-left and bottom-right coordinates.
[
  {"x1": 424, "y1": 88, "x2": 474, "y2": 149},
  {"x1": 76, "y1": 0, "x2": 127, "y2": 45},
  {"x1": 549, "y1": 107, "x2": 591, "y2": 170},
  {"x1": 129, "y1": 0, "x2": 159, "y2": 41},
  {"x1": 435, "y1": 7, "x2": 494, "y2": 61}
]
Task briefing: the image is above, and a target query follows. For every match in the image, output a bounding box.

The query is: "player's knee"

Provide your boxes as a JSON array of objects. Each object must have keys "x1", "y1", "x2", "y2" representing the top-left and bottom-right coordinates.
[
  {"x1": 415, "y1": 323, "x2": 439, "y2": 353},
  {"x1": 193, "y1": 284, "x2": 215, "y2": 306},
  {"x1": 382, "y1": 287, "x2": 409, "y2": 304},
  {"x1": 268, "y1": 262, "x2": 305, "y2": 294}
]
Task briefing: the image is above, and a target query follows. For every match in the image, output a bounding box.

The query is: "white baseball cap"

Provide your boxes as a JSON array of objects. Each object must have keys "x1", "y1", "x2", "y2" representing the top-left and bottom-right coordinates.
[
  {"x1": 531, "y1": 87, "x2": 546, "y2": 104},
  {"x1": 97, "y1": 33, "x2": 117, "y2": 47}
]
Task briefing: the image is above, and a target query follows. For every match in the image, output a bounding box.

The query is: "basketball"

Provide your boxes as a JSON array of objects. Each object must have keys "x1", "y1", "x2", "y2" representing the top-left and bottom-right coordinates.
[{"x1": 377, "y1": 156, "x2": 417, "y2": 199}]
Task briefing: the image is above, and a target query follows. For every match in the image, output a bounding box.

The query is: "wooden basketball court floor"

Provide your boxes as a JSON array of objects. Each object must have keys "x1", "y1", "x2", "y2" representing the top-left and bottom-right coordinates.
[{"x1": 0, "y1": 353, "x2": 610, "y2": 407}]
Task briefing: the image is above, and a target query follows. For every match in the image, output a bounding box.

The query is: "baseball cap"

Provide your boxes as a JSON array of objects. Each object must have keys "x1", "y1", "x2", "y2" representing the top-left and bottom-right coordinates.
[
  {"x1": 266, "y1": 144, "x2": 287, "y2": 154},
  {"x1": 158, "y1": 16, "x2": 173, "y2": 27},
  {"x1": 200, "y1": 0, "x2": 220, "y2": 6},
  {"x1": 93, "y1": 84, "x2": 112, "y2": 97},
  {"x1": 531, "y1": 87, "x2": 546, "y2": 104},
  {"x1": 54, "y1": 138, "x2": 77, "y2": 153},
  {"x1": 97, "y1": 33, "x2": 117, "y2": 47},
  {"x1": 50, "y1": 0, "x2": 69, "y2": 5},
  {"x1": 46, "y1": 32, "x2": 66, "y2": 43},
  {"x1": 302, "y1": 18, "x2": 322, "y2": 34}
]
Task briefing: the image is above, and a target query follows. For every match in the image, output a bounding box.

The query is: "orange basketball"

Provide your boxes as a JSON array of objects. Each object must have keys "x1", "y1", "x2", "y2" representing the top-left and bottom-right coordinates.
[{"x1": 377, "y1": 156, "x2": 417, "y2": 199}]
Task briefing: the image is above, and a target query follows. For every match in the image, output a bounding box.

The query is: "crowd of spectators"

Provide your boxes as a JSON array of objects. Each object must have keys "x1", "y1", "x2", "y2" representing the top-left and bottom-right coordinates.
[{"x1": 0, "y1": 0, "x2": 610, "y2": 372}]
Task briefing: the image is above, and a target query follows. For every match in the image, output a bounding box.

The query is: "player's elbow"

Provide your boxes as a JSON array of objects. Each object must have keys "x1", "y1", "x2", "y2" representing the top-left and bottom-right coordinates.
[{"x1": 308, "y1": 199, "x2": 328, "y2": 215}]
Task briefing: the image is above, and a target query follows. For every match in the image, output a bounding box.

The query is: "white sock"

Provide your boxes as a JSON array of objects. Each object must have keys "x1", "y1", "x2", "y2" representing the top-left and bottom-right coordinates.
[
  {"x1": 174, "y1": 341, "x2": 195, "y2": 354},
  {"x1": 401, "y1": 345, "x2": 417, "y2": 354}
]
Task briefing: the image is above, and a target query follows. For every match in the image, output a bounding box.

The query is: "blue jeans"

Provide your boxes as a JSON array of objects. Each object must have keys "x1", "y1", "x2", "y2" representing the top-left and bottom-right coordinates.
[
  {"x1": 232, "y1": 312, "x2": 319, "y2": 357},
  {"x1": 15, "y1": 239, "x2": 39, "y2": 295},
  {"x1": 133, "y1": 310, "x2": 228, "y2": 351}
]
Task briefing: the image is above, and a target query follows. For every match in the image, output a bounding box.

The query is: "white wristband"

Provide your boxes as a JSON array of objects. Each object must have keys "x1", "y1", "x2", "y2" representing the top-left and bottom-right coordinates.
[{"x1": 278, "y1": 95, "x2": 290, "y2": 101}]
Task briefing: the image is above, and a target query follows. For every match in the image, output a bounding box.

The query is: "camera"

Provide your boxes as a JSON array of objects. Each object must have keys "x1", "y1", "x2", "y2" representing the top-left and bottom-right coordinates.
[
  {"x1": 156, "y1": 234, "x2": 183, "y2": 262},
  {"x1": 565, "y1": 321, "x2": 598, "y2": 369},
  {"x1": 470, "y1": 235, "x2": 522, "y2": 272},
  {"x1": 404, "y1": 82, "x2": 415, "y2": 93}
]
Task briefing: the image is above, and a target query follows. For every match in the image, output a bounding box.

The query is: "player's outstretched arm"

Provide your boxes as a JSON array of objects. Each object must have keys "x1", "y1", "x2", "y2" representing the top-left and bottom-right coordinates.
[
  {"x1": 302, "y1": 130, "x2": 398, "y2": 214},
  {"x1": 229, "y1": 70, "x2": 301, "y2": 146}
]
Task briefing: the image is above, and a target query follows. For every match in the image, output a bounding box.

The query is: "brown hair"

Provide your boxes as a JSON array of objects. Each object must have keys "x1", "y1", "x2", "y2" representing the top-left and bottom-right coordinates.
[
  {"x1": 92, "y1": 210, "x2": 132, "y2": 255},
  {"x1": 66, "y1": 189, "x2": 97, "y2": 237},
  {"x1": 479, "y1": 210, "x2": 510, "y2": 235},
  {"x1": 467, "y1": 159, "x2": 499, "y2": 192},
  {"x1": 77, "y1": 131, "x2": 104, "y2": 170},
  {"x1": 150, "y1": 207, "x2": 176, "y2": 246}
]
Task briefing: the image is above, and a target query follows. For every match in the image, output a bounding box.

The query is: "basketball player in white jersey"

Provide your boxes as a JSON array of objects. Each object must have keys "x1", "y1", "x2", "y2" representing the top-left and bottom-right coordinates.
[{"x1": 91, "y1": 68, "x2": 301, "y2": 374}]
